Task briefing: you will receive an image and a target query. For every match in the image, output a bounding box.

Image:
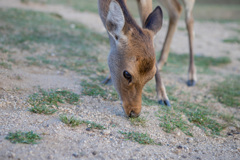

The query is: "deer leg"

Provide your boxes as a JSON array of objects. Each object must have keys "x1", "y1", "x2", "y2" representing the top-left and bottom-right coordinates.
[
  {"x1": 157, "y1": 0, "x2": 182, "y2": 70},
  {"x1": 155, "y1": 67, "x2": 171, "y2": 106},
  {"x1": 182, "y1": 0, "x2": 196, "y2": 86},
  {"x1": 137, "y1": 0, "x2": 170, "y2": 106},
  {"x1": 136, "y1": 0, "x2": 153, "y2": 27}
]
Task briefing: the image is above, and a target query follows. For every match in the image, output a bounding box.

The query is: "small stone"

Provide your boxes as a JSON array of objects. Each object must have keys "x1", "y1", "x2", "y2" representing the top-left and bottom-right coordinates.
[
  {"x1": 37, "y1": 119, "x2": 44, "y2": 123},
  {"x1": 7, "y1": 152, "x2": 15, "y2": 158},
  {"x1": 72, "y1": 153, "x2": 78, "y2": 158},
  {"x1": 102, "y1": 130, "x2": 111, "y2": 135},
  {"x1": 177, "y1": 145, "x2": 183, "y2": 149},
  {"x1": 181, "y1": 155, "x2": 187, "y2": 159},
  {"x1": 172, "y1": 149, "x2": 181, "y2": 155},
  {"x1": 47, "y1": 155, "x2": 53, "y2": 159},
  {"x1": 176, "y1": 132, "x2": 181, "y2": 136},
  {"x1": 196, "y1": 157, "x2": 201, "y2": 160},
  {"x1": 92, "y1": 151, "x2": 97, "y2": 156},
  {"x1": 183, "y1": 146, "x2": 189, "y2": 152},
  {"x1": 186, "y1": 138, "x2": 194, "y2": 143},
  {"x1": 86, "y1": 128, "x2": 91, "y2": 131},
  {"x1": 227, "y1": 132, "x2": 233, "y2": 136},
  {"x1": 79, "y1": 152, "x2": 86, "y2": 157}
]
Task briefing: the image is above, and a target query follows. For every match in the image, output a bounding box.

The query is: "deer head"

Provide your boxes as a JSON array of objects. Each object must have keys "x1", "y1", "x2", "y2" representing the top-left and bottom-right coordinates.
[{"x1": 99, "y1": 0, "x2": 163, "y2": 117}]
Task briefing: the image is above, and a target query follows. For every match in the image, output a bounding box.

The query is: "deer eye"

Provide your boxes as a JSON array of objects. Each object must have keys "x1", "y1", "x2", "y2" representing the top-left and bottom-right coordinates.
[{"x1": 123, "y1": 70, "x2": 132, "y2": 83}]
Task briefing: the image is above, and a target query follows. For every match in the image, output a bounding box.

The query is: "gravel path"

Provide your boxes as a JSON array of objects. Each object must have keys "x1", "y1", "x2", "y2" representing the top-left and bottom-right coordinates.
[{"x1": 0, "y1": 0, "x2": 240, "y2": 160}]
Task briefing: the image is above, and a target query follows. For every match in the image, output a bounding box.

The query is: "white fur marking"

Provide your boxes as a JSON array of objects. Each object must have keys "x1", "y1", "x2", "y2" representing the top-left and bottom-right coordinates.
[{"x1": 106, "y1": 1, "x2": 125, "y2": 41}]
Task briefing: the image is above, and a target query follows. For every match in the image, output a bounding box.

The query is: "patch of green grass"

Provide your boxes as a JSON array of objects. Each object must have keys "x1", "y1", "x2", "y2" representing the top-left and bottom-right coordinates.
[
  {"x1": 96, "y1": 63, "x2": 108, "y2": 73},
  {"x1": 161, "y1": 53, "x2": 231, "y2": 74},
  {"x1": 211, "y1": 76, "x2": 240, "y2": 108},
  {"x1": 223, "y1": 37, "x2": 240, "y2": 44},
  {"x1": 156, "y1": 97, "x2": 229, "y2": 136},
  {"x1": 129, "y1": 117, "x2": 147, "y2": 127},
  {"x1": 0, "y1": 8, "x2": 107, "y2": 49},
  {"x1": 28, "y1": 88, "x2": 79, "y2": 114},
  {"x1": 157, "y1": 106, "x2": 193, "y2": 136},
  {"x1": 59, "y1": 115, "x2": 106, "y2": 130},
  {"x1": 143, "y1": 81, "x2": 155, "y2": 94},
  {"x1": 26, "y1": 55, "x2": 98, "y2": 73},
  {"x1": 29, "y1": 0, "x2": 99, "y2": 13},
  {"x1": 193, "y1": 2, "x2": 240, "y2": 22},
  {"x1": 218, "y1": 113, "x2": 235, "y2": 124},
  {"x1": 79, "y1": 68, "x2": 95, "y2": 76},
  {"x1": 82, "y1": 120, "x2": 106, "y2": 130},
  {"x1": 234, "y1": 29, "x2": 240, "y2": 33},
  {"x1": 81, "y1": 80, "x2": 107, "y2": 97},
  {"x1": 55, "y1": 90, "x2": 80, "y2": 104},
  {"x1": 29, "y1": 88, "x2": 79, "y2": 107},
  {"x1": 81, "y1": 80, "x2": 118, "y2": 101},
  {"x1": 0, "y1": 46, "x2": 10, "y2": 53},
  {"x1": 187, "y1": 109, "x2": 224, "y2": 135},
  {"x1": 28, "y1": 105, "x2": 57, "y2": 115},
  {"x1": 0, "y1": 8, "x2": 108, "y2": 76},
  {"x1": 142, "y1": 95, "x2": 158, "y2": 106},
  {"x1": 195, "y1": 56, "x2": 231, "y2": 67},
  {"x1": 5, "y1": 131, "x2": 41, "y2": 144},
  {"x1": 59, "y1": 115, "x2": 81, "y2": 127},
  {"x1": 143, "y1": 82, "x2": 178, "y2": 106},
  {"x1": 26, "y1": 56, "x2": 55, "y2": 66},
  {"x1": 7, "y1": 56, "x2": 16, "y2": 63},
  {"x1": 119, "y1": 131, "x2": 161, "y2": 145},
  {"x1": 176, "y1": 102, "x2": 224, "y2": 136},
  {"x1": 0, "y1": 61, "x2": 12, "y2": 69}
]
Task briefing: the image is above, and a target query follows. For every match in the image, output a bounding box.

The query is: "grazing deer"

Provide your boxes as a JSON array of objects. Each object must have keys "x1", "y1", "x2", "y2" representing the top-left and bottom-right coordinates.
[{"x1": 98, "y1": 0, "x2": 195, "y2": 117}]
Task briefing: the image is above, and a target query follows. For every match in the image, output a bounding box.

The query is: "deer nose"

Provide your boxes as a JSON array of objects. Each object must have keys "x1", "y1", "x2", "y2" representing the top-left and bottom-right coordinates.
[{"x1": 129, "y1": 111, "x2": 140, "y2": 118}]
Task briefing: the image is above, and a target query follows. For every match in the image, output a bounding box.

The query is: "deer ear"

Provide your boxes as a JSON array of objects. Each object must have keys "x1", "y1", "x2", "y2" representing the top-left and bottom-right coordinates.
[
  {"x1": 106, "y1": 0, "x2": 125, "y2": 41},
  {"x1": 144, "y1": 6, "x2": 163, "y2": 34}
]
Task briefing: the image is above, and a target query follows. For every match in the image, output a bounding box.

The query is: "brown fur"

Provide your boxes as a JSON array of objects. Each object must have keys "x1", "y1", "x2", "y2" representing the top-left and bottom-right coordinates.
[
  {"x1": 98, "y1": 0, "x2": 196, "y2": 117},
  {"x1": 98, "y1": 0, "x2": 165, "y2": 117}
]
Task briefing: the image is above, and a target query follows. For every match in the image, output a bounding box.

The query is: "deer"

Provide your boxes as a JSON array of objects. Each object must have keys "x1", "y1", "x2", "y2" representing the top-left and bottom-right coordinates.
[
  {"x1": 98, "y1": 0, "x2": 196, "y2": 117},
  {"x1": 138, "y1": 0, "x2": 197, "y2": 87}
]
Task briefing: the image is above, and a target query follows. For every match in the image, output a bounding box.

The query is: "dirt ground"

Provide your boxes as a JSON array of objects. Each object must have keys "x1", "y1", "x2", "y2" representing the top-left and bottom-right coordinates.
[{"x1": 0, "y1": 0, "x2": 240, "y2": 160}]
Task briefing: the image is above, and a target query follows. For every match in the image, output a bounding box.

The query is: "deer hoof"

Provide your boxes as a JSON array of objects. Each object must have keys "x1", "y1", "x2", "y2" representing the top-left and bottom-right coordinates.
[
  {"x1": 158, "y1": 100, "x2": 171, "y2": 107},
  {"x1": 187, "y1": 80, "x2": 196, "y2": 87}
]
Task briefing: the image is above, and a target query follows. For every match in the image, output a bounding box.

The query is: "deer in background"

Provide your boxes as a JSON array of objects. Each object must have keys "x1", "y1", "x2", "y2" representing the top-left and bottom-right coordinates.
[
  {"x1": 137, "y1": 0, "x2": 196, "y2": 86},
  {"x1": 98, "y1": 0, "x2": 196, "y2": 117}
]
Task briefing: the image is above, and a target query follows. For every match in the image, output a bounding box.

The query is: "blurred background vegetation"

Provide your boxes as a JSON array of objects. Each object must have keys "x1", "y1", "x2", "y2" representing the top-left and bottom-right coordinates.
[{"x1": 26, "y1": 0, "x2": 240, "y2": 22}]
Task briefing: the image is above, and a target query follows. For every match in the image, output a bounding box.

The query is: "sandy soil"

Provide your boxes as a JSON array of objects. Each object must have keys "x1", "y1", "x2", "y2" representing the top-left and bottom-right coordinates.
[{"x1": 0, "y1": 0, "x2": 240, "y2": 160}]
